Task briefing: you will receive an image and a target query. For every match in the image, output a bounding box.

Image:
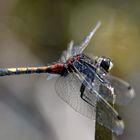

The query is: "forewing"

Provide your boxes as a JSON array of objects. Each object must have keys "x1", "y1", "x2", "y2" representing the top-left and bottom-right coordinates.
[
  {"x1": 74, "y1": 21, "x2": 101, "y2": 55},
  {"x1": 73, "y1": 60, "x2": 124, "y2": 135},
  {"x1": 60, "y1": 22, "x2": 101, "y2": 62},
  {"x1": 104, "y1": 74, "x2": 135, "y2": 105},
  {"x1": 81, "y1": 58, "x2": 135, "y2": 105}
]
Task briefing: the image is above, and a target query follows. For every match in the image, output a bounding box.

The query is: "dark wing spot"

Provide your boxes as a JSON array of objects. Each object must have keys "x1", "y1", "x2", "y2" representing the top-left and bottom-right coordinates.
[
  {"x1": 128, "y1": 85, "x2": 132, "y2": 90},
  {"x1": 117, "y1": 115, "x2": 122, "y2": 120}
]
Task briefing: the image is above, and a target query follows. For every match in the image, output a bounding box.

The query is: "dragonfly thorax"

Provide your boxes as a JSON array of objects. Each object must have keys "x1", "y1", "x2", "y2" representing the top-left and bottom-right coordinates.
[{"x1": 66, "y1": 54, "x2": 81, "y2": 64}]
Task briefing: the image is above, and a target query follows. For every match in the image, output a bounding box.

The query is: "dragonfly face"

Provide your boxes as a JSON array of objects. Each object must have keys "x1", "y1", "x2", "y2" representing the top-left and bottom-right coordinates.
[{"x1": 95, "y1": 56, "x2": 113, "y2": 72}]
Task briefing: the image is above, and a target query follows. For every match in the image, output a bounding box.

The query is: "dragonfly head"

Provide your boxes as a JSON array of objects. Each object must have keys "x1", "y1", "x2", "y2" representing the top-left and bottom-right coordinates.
[{"x1": 95, "y1": 56, "x2": 113, "y2": 72}]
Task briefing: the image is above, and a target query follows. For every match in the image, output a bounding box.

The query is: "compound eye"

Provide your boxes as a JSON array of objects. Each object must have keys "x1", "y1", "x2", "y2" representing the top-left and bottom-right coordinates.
[{"x1": 100, "y1": 58, "x2": 112, "y2": 72}]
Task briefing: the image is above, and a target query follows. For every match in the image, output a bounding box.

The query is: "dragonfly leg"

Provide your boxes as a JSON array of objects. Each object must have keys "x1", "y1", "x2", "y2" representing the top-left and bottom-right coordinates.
[
  {"x1": 80, "y1": 83, "x2": 94, "y2": 107},
  {"x1": 80, "y1": 83, "x2": 85, "y2": 94}
]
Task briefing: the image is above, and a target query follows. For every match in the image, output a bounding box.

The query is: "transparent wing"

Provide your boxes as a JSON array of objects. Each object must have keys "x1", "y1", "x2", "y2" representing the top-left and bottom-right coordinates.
[
  {"x1": 46, "y1": 74, "x2": 59, "y2": 80},
  {"x1": 73, "y1": 59, "x2": 116, "y2": 104},
  {"x1": 81, "y1": 58, "x2": 135, "y2": 105},
  {"x1": 104, "y1": 74, "x2": 135, "y2": 105},
  {"x1": 60, "y1": 22, "x2": 101, "y2": 62},
  {"x1": 72, "y1": 21, "x2": 101, "y2": 56},
  {"x1": 55, "y1": 72, "x2": 96, "y2": 120},
  {"x1": 73, "y1": 60, "x2": 124, "y2": 135},
  {"x1": 60, "y1": 41, "x2": 74, "y2": 62}
]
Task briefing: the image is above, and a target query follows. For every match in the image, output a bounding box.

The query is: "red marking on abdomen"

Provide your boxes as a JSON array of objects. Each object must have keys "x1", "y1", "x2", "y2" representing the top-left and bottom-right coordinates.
[{"x1": 48, "y1": 63, "x2": 65, "y2": 74}]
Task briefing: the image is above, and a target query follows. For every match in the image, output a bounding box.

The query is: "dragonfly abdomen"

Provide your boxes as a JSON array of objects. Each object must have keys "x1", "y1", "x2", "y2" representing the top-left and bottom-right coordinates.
[{"x1": 0, "y1": 63, "x2": 65, "y2": 76}]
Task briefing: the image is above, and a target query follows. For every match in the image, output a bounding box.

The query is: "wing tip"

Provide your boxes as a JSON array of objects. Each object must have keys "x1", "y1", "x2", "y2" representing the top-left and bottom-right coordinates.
[
  {"x1": 128, "y1": 85, "x2": 135, "y2": 99},
  {"x1": 90, "y1": 21, "x2": 101, "y2": 37},
  {"x1": 115, "y1": 115, "x2": 125, "y2": 135}
]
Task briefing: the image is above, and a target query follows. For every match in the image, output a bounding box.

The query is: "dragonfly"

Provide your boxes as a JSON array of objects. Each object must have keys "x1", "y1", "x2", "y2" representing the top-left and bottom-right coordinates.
[{"x1": 0, "y1": 22, "x2": 135, "y2": 135}]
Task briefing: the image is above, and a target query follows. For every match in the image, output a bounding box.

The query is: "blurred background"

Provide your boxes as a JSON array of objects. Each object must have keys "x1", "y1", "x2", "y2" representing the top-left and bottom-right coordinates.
[{"x1": 0, "y1": 0, "x2": 139, "y2": 140}]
